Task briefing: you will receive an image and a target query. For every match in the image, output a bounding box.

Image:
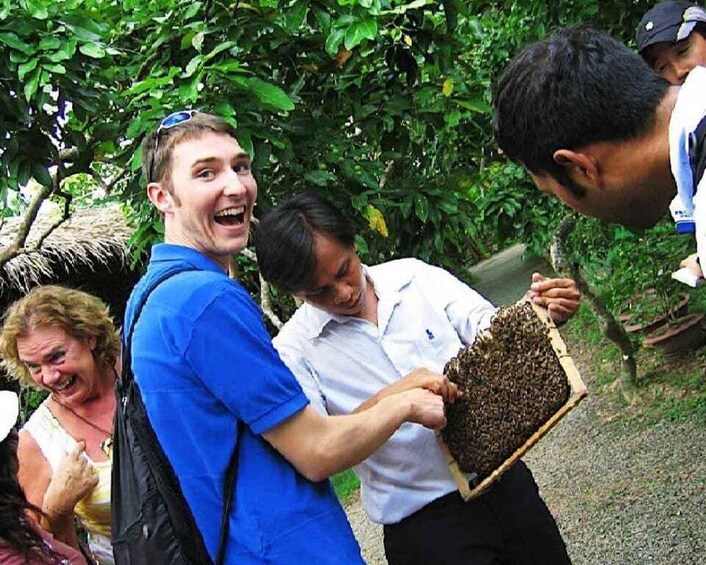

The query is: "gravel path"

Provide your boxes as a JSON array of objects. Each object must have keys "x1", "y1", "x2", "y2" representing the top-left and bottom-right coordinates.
[{"x1": 344, "y1": 355, "x2": 706, "y2": 564}]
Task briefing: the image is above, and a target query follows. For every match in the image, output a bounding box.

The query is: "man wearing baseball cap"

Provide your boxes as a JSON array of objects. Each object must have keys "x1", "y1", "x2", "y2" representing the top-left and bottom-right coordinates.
[
  {"x1": 637, "y1": 2, "x2": 706, "y2": 281},
  {"x1": 637, "y1": 1, "x2": 706, "y2": 85}
]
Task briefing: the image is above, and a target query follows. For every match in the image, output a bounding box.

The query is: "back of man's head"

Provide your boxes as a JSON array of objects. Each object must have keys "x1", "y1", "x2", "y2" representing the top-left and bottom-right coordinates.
[
  {"x1": 254, "y1": 193, "x2": 357, "y2": 293},
  {"x1": 493, "y1": 26, "x2": 669, "y2": 193},
  {"x1": 141, "y1": 111, "x2": 238, "y2": 189}
]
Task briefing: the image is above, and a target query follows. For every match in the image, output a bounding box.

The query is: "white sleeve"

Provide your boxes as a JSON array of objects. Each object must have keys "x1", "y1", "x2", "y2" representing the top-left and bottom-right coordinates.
[
  {"x1": 273, "y1": 329, "x2": 329, "y2": 416},
  {"x1": 416, "y1": 261, "x2": 497, "y2": 346},
  {"x1": 695, "y1": 177, "x2": 706, "y2": 270}
]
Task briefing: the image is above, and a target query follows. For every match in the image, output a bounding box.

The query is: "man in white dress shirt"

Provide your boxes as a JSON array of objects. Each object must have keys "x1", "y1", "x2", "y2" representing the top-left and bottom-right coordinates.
[{"x1": 255, "y1": 193, "x2": 579, "y2": 565}]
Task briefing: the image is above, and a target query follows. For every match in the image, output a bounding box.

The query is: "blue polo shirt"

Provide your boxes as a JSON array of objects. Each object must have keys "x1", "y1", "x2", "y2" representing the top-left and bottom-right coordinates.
[{"x1": 125, "y1": 244, "x2": 364, "y2": 564}]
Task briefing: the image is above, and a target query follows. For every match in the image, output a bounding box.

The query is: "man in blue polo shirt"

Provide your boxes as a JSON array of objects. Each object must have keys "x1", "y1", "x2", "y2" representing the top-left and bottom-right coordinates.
[{"x1": 124, "y1": 110, "x2": 450, "y2": 563}]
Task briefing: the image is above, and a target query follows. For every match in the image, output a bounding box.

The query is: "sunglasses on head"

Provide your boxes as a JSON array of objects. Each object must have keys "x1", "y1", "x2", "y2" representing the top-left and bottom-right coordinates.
[{"x1": 148, "y1": 109, "x2": 198, "y2": 183}]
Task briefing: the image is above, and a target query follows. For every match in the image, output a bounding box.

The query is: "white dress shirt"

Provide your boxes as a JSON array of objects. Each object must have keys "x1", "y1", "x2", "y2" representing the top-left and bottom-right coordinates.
[{"x1": 273, "y1": 258, "x2": 496, "y2": 524}]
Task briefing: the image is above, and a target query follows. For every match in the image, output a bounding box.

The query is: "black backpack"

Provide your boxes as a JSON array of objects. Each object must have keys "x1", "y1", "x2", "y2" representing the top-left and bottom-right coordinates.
[{"x1": 111, "y1": 267, "x2": 241, "y2": 565}]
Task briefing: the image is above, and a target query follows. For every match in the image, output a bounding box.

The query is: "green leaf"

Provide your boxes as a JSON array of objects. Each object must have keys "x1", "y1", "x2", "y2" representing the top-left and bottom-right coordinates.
[
  {"x1": 237, "y1": 129, "x2": 253, "y2": 158},
  {"x1": 283, "y1": 1, "x2": 308, "y2": 32},
  {"x1": 78, "y1": 42, "x2": 106, "y2": 59},
  {"x1": 23, "y1": 0, "x2": 49, "y2": 20},
  {"x1": 183, "y1": 55, "x2": 203, "y2": 78},
  {"x1": 414, "y1": 193, "x2": 429, "y2": 222},
  {"x1": 42, "y1": 63, "x2": 66, "y2": 74},
  {"x1": 247, "y1": 78, "x2": 294, "y2": 111},
  {"x1": 181, "y1": 31, "x2": 196, "y2": 50},
  {"x1": 17, "y1": 160, "x2": 31, "y2": 187},
  {"x1": 18, "y1": 58, "x2": 38, "y2": 81},
  {"x1": 45, "y1": 48, "x2": 71, "y2": 62},
  {"x1": 0, "y1": 32, "x2": 34, "y2": 55},
  {"x1": 325, "y1": 28, "x2": 345, "y2": 57},
  {"x1": 10, "y1": 50, "x2": 30, "y2": 63},
  {"x1": 213, "y1": 99, "x2": 236, "y2": 117},
  {"x1": 31, "y1": 162, "x2": 52, "y2": 186},
  {"x1": 452, "y1": 98, "x2": 491, "y2": 114},
  {"x1": 39, "y1": 36, "x2": 61, "y2": 51},
  {"x1": 183, "y1": 1, "x2": 202, "y2": 19},
  {"x1": 304, "y1": 170, "x2": 336, "y2": 186},
  {"x1": 203, "y1": 41, "x2": 237, "y2": 62},
  {"x1": 380, "y1": 0, "x2": 432, "y2": 15},
  {"x1": 344, "y1": 19, "x2": 377, "y2": 50},
  {"x1": 23, "y1": 68, "x2": 40, "y2": 101},
  {"x1": 212, "y1": 61, "x2": 243, "y2": 74},
  {"x1": 192, "y1": 31, "x2": 205, "y2": 52}
]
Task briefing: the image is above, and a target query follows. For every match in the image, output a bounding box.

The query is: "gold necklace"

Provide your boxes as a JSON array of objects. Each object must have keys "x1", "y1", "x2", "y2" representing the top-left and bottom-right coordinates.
[{"x1": 53, "y1": 397, "x2": 114, "y2": 459}]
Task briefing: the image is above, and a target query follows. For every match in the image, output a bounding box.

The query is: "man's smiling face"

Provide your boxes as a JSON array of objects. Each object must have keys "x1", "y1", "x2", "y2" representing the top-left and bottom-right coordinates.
[{"x1": 163, "y1": 131, "x2": 258, "y2": 269}]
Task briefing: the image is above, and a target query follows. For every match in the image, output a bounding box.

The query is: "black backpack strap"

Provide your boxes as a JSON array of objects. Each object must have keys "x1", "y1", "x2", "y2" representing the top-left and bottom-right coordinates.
[
  {"x1": 126, "y1": 266, "x2": 242, "y2": 565},
  {"x1": 689, "y1": 114, "x2": 706, "y2": 195},
  {"x1": 216, "y1": 422, "x2": 242, "y2": 565}
]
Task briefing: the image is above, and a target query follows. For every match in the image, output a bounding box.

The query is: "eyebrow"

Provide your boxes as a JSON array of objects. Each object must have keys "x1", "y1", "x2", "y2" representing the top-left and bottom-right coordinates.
[
  {"x1": 21, "y1": 346, "x2": 65, "y2": 365},
  {"x1": 190, "y1": 152, "x2": 250, "y2": 169}
]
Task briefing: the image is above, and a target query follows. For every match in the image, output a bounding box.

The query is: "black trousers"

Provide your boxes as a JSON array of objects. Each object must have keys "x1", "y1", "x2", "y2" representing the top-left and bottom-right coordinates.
[{"x1": 383, "y1": 461, "x2": 571, "y2": 565}]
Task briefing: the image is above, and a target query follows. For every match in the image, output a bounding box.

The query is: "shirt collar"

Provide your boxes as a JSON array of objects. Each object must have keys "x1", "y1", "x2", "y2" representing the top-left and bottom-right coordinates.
[
  {"x1": 301, "y1": 262, "x2": 415, "y2": 340},
  {"x1": 150, "y1": 243, "x2": 227, "y2": 274}
]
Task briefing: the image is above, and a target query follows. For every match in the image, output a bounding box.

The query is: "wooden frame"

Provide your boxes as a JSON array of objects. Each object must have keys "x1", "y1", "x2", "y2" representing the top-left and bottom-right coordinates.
[{"x1": 439, "y1": 300, "x2": 588, "y2": 502}]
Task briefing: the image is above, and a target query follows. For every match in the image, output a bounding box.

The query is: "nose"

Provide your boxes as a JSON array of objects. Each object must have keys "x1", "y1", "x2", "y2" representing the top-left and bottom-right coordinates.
[
  {"x1": 671, "y1": 61, "x2": 690, "y2": 85},
  {"x1": 674, "y1": 65, "x2": 691, "y2": 84},
  {"x1": 223, "y1": 169, "x2": 248, "y2": 196},
  {"x1": 332, "y1": 283, "x2": 353, "y2": 306},
  {"x1": 41, "y1": 364, "x2": 62, "y2": 386}
]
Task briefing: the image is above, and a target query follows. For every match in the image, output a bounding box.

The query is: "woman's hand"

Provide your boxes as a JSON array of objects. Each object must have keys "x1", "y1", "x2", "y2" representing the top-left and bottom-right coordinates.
[{"x1": 42, "y1": 441, "x2": 98, "y2": 519}]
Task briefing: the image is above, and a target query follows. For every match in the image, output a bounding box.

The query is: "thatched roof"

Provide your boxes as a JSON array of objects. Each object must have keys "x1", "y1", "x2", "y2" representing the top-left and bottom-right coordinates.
[{"x1": 0, "y1": 204, "x2": 142, "y2": 321}]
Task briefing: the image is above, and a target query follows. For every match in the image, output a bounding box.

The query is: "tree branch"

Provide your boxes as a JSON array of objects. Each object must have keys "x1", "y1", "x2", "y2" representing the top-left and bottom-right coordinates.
[
  {"x1": 240, "y1": 247, "x2": 284, "y2": 330},
  {"x1": 550, "y1": 213, "x2": 637, "y2": 389}
]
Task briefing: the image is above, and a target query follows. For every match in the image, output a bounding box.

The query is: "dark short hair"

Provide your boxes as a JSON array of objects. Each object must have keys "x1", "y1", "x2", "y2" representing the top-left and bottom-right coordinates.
[
  {"x1": 254, "y1": 193, "x2": 357, "y2": 293},
  {"x1": 140, "y1": 111, "x2": 238, "y2": 188},
  {"x1": 493, "y1": 26, "x2": 669, "y2": 195}
]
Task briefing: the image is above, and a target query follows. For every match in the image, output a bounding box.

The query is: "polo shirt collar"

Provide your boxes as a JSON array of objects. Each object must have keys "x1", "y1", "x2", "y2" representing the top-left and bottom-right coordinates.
[
  {"x1": 302, "y1": 263, "x2": 414, "y2": 339},
  {"x1": 150, "y1": 243, "x2": 228, "y2": 274}
]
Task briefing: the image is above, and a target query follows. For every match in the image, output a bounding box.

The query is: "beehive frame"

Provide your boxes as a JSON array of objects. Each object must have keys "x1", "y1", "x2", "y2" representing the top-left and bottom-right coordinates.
[{"x1": 439, "y1": 300, "x2": 588, "y2": 502}]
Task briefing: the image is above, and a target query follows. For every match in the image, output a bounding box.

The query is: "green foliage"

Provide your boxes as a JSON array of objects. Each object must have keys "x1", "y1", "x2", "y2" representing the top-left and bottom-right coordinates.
[
  {"x1": 567, "y1": 218, "x2": 702, "y2": 314},
  {"x1": 332, "y1": 468, "x2": 360, "y2": 502},
  {"x1": 0, "y1": 0, "x2": 685, "y2": 310}
]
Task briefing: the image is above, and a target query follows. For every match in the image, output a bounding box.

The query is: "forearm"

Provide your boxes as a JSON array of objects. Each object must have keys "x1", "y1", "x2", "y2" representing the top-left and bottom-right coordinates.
[
  {"x1": 352, "y1": 382, "x2": 406, "y2": 414},
  {"x1": 315, "y1": 396, "x2": 411, "y2": 477},
  {"x1": 40, "y1": 501, "x2": 79, "y2": 549},
  {"x1": 266, "y1": 398, "x2": 412, "y2": 482}
]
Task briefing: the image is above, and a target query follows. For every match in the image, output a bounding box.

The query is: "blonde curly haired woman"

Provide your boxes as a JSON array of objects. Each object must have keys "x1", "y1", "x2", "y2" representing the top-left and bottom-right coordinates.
[{"x1": 1, "y1": 286, "x2": 120, "y2": 564}]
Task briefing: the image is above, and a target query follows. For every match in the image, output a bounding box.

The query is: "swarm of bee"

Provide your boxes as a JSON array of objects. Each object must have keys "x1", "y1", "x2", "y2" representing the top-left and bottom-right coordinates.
[{"x1": 442, "y1": 302, "x2": 570, "y2": 479}]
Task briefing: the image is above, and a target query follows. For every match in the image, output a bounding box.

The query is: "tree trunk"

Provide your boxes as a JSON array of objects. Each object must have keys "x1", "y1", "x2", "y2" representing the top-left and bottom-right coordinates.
[{"x1": 550, "y1": 214, "x2": 637, "y2": 390}]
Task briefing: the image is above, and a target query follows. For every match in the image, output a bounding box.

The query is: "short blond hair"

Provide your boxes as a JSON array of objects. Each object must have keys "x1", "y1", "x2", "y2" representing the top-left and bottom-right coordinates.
[
  {"x1": 141, "y1": 111, "x2": 238, "y2": 187},
  {"x1": 0, "y1": 286, "x2": 120, "y2": 386}
]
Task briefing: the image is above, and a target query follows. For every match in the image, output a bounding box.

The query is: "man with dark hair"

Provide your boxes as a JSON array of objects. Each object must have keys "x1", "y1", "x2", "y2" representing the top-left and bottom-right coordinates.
[
  {"x1": 637, "y1": 1, "x2": 706, "y2": 86},
  {"x1": 255, "y1": 192, "x2": 580, "y2": 565},
  {"x1": 493, "y1": 26, "x2": 706, "y2": 279},
  {"x1": 124, "y1": 111, "x2": 451, "y2": 563}
]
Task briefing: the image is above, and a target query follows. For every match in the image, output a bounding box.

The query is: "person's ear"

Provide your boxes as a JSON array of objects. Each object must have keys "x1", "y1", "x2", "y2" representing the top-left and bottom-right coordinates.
[
  {"x1": 553, "y1": 149, "x2": 602, "y2": 189},
  {"x1": 147, "y1": 182, "x2": 175, "y2": 215}
]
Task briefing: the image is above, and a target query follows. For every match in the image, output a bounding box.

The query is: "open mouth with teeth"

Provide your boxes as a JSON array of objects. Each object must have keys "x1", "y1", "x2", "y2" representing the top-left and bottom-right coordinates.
[
  {"x1": 55, "y1": 374, "x2": 78, "y2": 393},
  {"x1": 214, "y1": 206, "x2": 246, "y2": 226}
]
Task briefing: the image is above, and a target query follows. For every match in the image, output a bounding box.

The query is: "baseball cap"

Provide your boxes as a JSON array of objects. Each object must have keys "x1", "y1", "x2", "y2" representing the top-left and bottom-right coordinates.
[
  {"x1": 0, "y1": 390, "x2": 19, "y2": 442},
  {"x1": 636, "y1": 2, "x2": 706, "y2": 54}
]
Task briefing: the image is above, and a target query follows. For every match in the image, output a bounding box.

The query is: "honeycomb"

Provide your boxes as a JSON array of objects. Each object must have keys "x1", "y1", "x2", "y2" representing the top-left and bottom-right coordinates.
[{"x1": 442, "y1": 302, "x2": 570, "y2": 479}]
